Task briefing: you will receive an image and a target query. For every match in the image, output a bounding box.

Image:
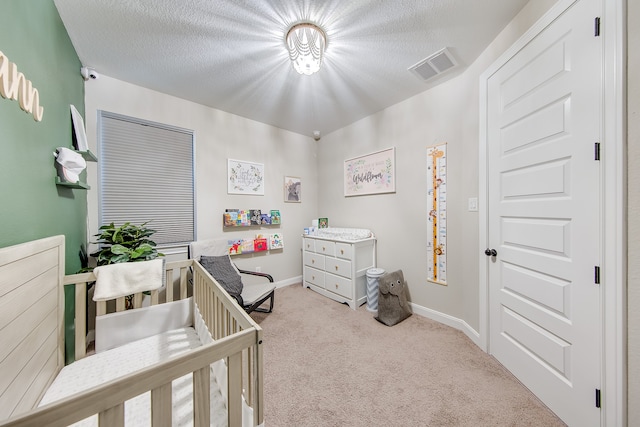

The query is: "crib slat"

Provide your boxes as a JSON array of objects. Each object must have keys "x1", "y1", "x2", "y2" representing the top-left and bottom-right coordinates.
[
  {"x1": 133, "y1": 293, "x2": 143, "y2": 309},
  {"x1": 98, "y1": 403, "x2": 124, "y2": 427},
  {"x1": 74, "y1": 282, "x2": 87, "y2": 360},
  {"x1": 166, "y1": 269, "x2": 174, "y2": 302},
  {"x1": 115, "y1": 297, "x2": 125, "y2": 312},
  {"x1": 150, "y1": 289, "x2": 159, "y2": 305},
  {"x1": 96, "y1": 300, "x2": 106, "y2": 316},
  {"x1": 193, "y1": 366, "x2": 210, "y2": 426},
  {"x1": 228, "y1": 352, "x2": 242, "y2": 427},
  {"x1": 180, "y1": 268, "x2": 188, "y2": 300},
  {"x1": 151, "y1": 383, "x2": 172, "y2": 427}
]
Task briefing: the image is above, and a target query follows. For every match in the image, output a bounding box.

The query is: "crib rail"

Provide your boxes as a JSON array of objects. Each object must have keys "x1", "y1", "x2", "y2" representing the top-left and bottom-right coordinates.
[
  {"x1": 63, "y1": 260, "x2": 195, "y2": 362},
  {"x1": 1, "y1": 259, "x2": 264, "y2": 427}
]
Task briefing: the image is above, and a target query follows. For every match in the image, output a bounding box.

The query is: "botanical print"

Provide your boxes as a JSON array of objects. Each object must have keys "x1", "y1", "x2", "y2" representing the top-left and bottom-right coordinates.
[
  {"x1": 228, "y1": 159, "x2": 264, "y2": 195},
  {"x1": 344, "y1": 147, "x2": 395, "y2": 196},
  {"x1": 427, "y1": 143, "x2": 447, "y2": 285}
]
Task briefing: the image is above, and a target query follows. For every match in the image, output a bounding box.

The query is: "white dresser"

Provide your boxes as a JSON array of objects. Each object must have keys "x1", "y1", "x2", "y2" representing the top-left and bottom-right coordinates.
[{"x1": 302, "y1": 235, "x2": 376, "y2": 310}]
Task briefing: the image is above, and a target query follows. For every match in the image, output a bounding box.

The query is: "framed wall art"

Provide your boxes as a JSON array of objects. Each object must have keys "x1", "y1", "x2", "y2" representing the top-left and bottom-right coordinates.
[
  {"x1": 344, "y1": 147, "x2": 396, "y2": 197},
  {"x1": 284, "y1": 176, "x2": 301, "y2": 202},
  {"x1": 227, "y1": 159, "x2": 264, "y2": 195}
]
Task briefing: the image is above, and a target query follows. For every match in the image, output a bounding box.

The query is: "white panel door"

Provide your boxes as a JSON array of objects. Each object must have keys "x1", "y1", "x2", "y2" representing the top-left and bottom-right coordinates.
[{"x1": 486, "y1": 0, "x2": 601, "y2": 425}]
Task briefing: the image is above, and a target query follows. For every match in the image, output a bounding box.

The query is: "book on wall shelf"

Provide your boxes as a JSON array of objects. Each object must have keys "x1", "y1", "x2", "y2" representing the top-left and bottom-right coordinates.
[
  {"x1": 260, "y1": 213, "x2": 271, "y2": 225},
  {"x1": 240, "y1": 238, "x2": 255, "y2": 253},
  {"x1": 269, "y1": 233, "x2": 284, "y2": 250},
  {"x1": 249, "y1": 209, "x2": 262, "y2": 225},
  {"x1": 228, "y1": 239, "x2": 243, "y2": 255},
  {"x1": 254, "y1": 238, "x2": 268, "y2": 252},
  {"x1": 270, "y1": 210, "x2": 281, "y2": 225}
]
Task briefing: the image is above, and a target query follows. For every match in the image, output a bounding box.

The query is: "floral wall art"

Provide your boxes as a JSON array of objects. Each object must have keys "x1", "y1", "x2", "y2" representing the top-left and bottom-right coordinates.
[{"x1": 227, "y1": 159, "x2": 264, "y2": 195}]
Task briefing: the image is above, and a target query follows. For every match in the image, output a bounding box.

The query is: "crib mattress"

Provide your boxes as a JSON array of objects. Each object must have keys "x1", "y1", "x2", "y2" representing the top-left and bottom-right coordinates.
[{"x1": 39, "y1": 327, "x2": 228, "y2": 426}]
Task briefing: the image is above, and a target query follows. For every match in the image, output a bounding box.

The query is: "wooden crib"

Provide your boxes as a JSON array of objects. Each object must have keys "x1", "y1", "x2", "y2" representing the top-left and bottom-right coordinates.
[{"x1": 0, "y1": 235, "x2": 264, "y2": 426}]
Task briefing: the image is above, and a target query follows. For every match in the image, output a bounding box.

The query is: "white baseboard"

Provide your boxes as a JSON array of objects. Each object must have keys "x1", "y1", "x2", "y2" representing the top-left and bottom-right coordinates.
[
  {"x1": 275, "y1": 276, "x2": 301, "y2": 288},
  {"x1": 410, "y1": 302, "x2": 481, "y2": 348}
]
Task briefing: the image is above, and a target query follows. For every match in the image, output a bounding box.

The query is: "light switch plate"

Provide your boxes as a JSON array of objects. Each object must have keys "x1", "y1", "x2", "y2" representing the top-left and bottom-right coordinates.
[{"x1": 468, "y1": 197, "x2": 478, "y2": 212}]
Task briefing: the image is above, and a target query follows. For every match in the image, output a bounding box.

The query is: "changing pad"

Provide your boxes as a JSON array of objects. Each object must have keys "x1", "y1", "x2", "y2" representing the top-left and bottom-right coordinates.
[{"x1": 313, "y1": 227, "x2": 373, "y2": 241}]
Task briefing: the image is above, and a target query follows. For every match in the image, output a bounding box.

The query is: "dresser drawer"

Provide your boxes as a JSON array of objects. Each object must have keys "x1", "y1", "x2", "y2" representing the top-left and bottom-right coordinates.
[
  {"x1": 336, "y1": 242, "x2": 352, "y2": 260},
  {"x1": 315, "y1": 240, "x2": 336, "y2": 256},
  {"x1": 325, "y1": 273, "x2": 352, "y2": 299},
  {"x1": 325, "y1": 257, "x2": 351, "y2": 279},
  {"x1": 303, "y1": 238, "x2": 315, "y2": 252},
  {"x1": 304, "y1": 266, "x2": 325, "y2": 288},
  {"x1": 304, "y1": 251, "x2": 325, "y2": 270}
]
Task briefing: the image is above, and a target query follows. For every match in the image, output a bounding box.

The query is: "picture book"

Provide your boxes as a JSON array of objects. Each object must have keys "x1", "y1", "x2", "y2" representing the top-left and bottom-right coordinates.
[
  {"x1": 269, "y1": 233, "x2": 284, "y2": 250},
  {"x1": 254, "y1": 238, "x2": 268, "y2": 252},
  {"x1": 224, "y1": 209, "x2": 239, "y2": 226},
  {"x1": 240, "y1": 238, "x2": 255, "y2": 253},
  {"x1": 228, "y1": 239, "x2": 243, "y2": 255},
  {"x1": 260, "y1": 213, "x2": 271, "y2": 224},
  {"x1": 270, "y1": 210, "x2": 281, "y2": 225},
  {"x1": 250, "y1": 209, "x2": 262, "y2": 225}
]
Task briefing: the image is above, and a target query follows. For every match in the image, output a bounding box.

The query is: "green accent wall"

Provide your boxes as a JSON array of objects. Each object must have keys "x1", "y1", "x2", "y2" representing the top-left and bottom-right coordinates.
[{"x1": 1, "y1": 0, "x2": 86, "y2": 363}]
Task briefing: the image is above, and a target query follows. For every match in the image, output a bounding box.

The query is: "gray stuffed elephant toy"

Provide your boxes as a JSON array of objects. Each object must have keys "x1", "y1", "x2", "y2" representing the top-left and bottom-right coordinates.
[{"x1": 375, "y1": 269, "x2": 412, "y2": 326}]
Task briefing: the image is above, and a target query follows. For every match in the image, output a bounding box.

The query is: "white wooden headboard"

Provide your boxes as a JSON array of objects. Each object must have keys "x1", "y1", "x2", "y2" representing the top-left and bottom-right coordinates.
[{"x1": 0, "y1": 235, "x2": 65, "y2": 419}]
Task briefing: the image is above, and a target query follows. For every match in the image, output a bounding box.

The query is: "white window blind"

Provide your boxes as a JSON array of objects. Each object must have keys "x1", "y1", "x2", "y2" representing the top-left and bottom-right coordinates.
[{"x1": 99, "y1": 112, "x2": 195, "y2": 245}]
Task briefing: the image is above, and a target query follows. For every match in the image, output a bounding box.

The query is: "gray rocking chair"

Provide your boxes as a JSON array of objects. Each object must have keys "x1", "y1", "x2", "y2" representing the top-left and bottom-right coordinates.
[{"x1": 189, "y1": 239, "x2": 275, "y2": 314}]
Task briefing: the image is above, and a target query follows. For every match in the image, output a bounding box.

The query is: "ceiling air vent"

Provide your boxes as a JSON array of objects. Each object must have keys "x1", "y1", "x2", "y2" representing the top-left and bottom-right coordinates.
[{"x1": 408, "y1": 48, "x2": 457, "y2": 82}]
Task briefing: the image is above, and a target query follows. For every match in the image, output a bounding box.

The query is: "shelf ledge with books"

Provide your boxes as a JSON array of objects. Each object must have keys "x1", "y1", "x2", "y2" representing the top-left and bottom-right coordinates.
[{"x1": 223, "y1": 209, "x2": 281, "y2": 227}]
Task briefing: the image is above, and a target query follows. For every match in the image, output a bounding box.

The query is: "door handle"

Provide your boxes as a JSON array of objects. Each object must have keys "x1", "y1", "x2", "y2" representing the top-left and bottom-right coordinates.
[{"x1": 484, "y1": 248, "x2": 497, "y2": 257}]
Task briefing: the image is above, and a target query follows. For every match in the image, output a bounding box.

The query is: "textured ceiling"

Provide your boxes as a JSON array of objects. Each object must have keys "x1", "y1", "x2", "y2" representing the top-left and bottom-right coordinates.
[{"x1": 53, "y1": 0, "x2": 530, "y2": 138}]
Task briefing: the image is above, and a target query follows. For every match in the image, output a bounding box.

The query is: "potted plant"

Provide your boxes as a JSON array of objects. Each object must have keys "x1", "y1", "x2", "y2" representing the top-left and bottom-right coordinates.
[
  {"x1": 88, "y1": 221, "x2": 163, "y2": 308},
  {"x1": 90, "y1": 221, "x2": 163, "y2": 265}
]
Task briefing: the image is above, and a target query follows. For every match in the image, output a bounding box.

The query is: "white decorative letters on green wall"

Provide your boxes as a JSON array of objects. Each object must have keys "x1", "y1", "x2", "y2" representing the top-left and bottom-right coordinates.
[{"x1": 0, "y1": 50, "x2": 44, "y2": 121}]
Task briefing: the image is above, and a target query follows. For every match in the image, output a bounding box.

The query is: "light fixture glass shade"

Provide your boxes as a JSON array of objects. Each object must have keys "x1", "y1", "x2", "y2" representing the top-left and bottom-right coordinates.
[{"x1": 286, "y1": 23, "x2": 326, "y2": 75}]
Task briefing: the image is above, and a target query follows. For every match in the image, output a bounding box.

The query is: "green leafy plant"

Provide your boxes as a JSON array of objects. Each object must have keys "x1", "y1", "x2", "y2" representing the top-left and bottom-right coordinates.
[{"x1": 90, "y1": 221, "x2": 163, "y2": 266}]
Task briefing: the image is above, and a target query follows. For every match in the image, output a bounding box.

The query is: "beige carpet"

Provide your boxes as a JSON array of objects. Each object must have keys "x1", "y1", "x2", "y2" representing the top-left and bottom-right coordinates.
[{"x1": 250, "y1": 284, "x2": 566, "y2": 427}]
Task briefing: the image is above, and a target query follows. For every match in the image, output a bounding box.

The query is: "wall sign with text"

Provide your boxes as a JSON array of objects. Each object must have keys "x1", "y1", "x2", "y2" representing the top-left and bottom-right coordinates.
[
  {"x1": 344, "y1": 147, "x2": 395, "y2": 197},
  {"x1": 228, "y1": 159, "x2": 264, "y2": 195}
]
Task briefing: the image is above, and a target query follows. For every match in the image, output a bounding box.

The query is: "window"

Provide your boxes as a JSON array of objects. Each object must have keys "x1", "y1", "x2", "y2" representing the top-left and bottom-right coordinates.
[{"x1": 99, "y1": 111, "x2": 195, "y2": 245}]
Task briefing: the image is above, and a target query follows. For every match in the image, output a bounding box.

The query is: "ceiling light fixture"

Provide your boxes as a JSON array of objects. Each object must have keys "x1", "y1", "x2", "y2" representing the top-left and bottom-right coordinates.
[{"x1": 286, "y1": 23, "x2": 326, "y2": 75}]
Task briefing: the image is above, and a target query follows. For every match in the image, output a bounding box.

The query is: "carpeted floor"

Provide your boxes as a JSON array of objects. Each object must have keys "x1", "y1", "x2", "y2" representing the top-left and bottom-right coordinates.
[{"x1": 250, "y1": 284, "x2": 566, "y2": 427}]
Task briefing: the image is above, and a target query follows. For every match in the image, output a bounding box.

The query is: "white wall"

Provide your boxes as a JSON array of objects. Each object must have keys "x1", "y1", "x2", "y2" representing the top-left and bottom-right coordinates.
[
  {"x1": 316, "y1": 0, "x2": 557, "y2": 332},
  {"x1": 83, "y1": 76, "x2": 318, "y2": 284}
]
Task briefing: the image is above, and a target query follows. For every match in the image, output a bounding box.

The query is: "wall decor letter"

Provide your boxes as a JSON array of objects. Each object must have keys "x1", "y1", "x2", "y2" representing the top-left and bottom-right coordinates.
[{"x1": 0, "y1": 50, "x2": 44, "y2": 121}]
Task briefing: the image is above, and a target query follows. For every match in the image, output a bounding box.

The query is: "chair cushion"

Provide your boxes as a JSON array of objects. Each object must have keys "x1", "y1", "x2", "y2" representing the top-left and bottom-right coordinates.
[
  {"x1": 241, "y1": 282, "x2": 275, "y2": 305},
  {"x1": 199, "y1": 255, "x2": 243, "y2": 299}
]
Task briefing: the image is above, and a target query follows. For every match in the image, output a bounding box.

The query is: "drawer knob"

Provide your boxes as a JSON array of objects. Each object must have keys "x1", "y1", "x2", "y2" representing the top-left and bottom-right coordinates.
[
  {"x1": 335, "y1": 284, "x2": 338, "y2": 289},
  {"x1": 312, "y1": 259, "x2": 315, "y2": 264},
  {"x1": 340, "y1": 249, "x2": 344, "y2": 255},
  {"x1": 322, "y1": 246, "x2": 326, "y2": 251},
  {"x1": 312, "y1": 276, "x2": 315, "y2": 280},
  {"x1": 335, "y1": 266, "x2": 339, "y2": 271}
]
